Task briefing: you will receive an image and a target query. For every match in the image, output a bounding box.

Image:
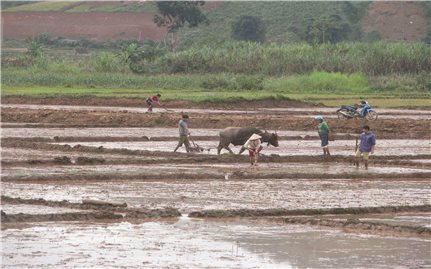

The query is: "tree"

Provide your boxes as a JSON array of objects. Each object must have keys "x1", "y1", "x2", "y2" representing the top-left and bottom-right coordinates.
[
  {"x1": 306, "y1": 15, "x2": 350, "y2": 44},
  {"x1": 153, "y1": 1, "x2": 208, "y2": 51},
  {"x1": 231, "y1": 16, "x2": 266, "y2": 43}
]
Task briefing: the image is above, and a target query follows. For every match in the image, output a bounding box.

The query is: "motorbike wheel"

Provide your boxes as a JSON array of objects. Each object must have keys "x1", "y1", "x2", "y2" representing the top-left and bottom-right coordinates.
[{"x1": 366, "y1": 111, "x2": 378, "y2": 121}]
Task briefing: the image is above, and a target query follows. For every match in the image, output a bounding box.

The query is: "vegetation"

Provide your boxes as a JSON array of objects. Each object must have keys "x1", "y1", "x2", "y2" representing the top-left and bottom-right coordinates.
[
  {"x1": 179, "y1": 1, "x2": 369, "y2": 46},
  {"x1": 2, "y1": 1, "x2": 157, "y2": 13},
  {"x1": 231, "y1": 16, "x2": 266, "y2": 43}
]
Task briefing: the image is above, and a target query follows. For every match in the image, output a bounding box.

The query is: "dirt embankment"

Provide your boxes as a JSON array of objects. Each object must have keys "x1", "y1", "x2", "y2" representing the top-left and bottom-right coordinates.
[
  {"x1": 2, "y1": 107, "x2": 430, "y2": 139},
  {"x1": 2, "y1": 96, "x2": 317, "y2": 109}
]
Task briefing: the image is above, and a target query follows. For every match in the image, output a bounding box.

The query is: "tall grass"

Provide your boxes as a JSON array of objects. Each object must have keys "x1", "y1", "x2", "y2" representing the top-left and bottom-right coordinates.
[{"x1": 161, "y1": 42, "x2": 431, "y2": 76}]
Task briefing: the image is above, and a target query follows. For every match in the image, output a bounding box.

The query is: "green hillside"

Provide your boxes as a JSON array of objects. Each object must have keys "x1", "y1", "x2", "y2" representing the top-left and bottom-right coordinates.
[
  {"x1": 2, "y1": 1, "x2": 157, "y2": 13},
  {"x1": 181, "y1": 1, "x2": 369, "y2": 46},
  {"x1": 3, "y1": 1, "x2": 368, "y2": 44}
]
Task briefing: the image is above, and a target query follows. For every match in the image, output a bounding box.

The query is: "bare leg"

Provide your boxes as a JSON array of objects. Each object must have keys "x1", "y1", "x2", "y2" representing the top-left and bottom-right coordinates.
[{"x1": 364, "y1": 160, "x2": 368, "y2": 170}]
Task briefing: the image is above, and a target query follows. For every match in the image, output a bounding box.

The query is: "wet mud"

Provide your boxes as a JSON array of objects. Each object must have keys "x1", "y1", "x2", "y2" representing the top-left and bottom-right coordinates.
[{"x1": 1, "y1": 98, "x2": 430, "y2": 268}]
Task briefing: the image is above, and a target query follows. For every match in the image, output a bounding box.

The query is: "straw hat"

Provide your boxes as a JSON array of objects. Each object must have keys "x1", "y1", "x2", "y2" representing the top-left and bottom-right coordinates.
[{"x1": 249, "y1": 133, "x2": 262, "y2": 140}]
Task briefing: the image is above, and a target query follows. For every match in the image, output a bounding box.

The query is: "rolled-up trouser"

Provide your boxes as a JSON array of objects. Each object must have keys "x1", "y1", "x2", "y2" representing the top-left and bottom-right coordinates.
[
  {"x1": 355, "y1": 150, "x2": 370, "y2": 160},
  {"x1": 319, "y1": 133, "x2": 329, "y2": 148},
  {"x1": 177, "y1": 135, "x2": 191, "y2": 149}
]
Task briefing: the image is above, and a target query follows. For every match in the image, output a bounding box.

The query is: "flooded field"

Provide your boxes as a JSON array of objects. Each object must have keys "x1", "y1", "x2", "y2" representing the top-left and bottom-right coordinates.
[
  {"x1": 57, "y1": 139, "x2": 431, "y2": 156},
  {"x1": 2, "y1": 218, "x2": 430, "y2": 269},
  {"x1": 1, "y1": 99, "x2": 430, "y2": 268},
  {"x1": 2, "y1": 176, "x2": 430, "y2": 211}
]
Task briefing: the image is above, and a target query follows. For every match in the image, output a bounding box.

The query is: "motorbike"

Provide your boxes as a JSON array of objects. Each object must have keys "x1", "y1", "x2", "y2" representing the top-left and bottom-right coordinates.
[{"x1": 336, "y1": 103, "x2": 378, "y2": 121}]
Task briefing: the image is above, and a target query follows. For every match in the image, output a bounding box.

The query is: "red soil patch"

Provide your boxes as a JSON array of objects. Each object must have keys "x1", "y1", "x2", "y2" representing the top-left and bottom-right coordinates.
[
  {"x1": 362, "y1": 2, "x2": 427, "y2": 42},
  {"x1": 2, "y1": 12, "x2": 167, "y2": 41}
]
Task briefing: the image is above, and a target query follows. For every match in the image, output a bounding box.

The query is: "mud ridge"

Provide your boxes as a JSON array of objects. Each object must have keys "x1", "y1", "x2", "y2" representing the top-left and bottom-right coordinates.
[
  {"x1": 3, "y1": 170, "x2": 431, "y2": 183},
  {"x1": 2, "y1": 95, "x2": 317, "y2": 109},
  {"x1": 1, "y1": 211, "x2": 123, "y2": 223},
  {"x1": 281, "y1": 217, "x2": 431, "y2": 238},
  {"x1": 3, "y1": 108, "x2": 430, "y2": 139},
  {"x1": 188, "y1": 205, "x2": 431, "y2": 218},
  {"x1": 1, "y1": 196, "x2": 181, "y2": 218}
]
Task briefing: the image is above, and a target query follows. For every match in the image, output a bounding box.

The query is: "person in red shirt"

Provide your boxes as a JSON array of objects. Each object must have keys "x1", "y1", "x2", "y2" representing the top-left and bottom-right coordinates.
[{"x1": 146, "y1": 93, "x2": 162, "y2": 112}]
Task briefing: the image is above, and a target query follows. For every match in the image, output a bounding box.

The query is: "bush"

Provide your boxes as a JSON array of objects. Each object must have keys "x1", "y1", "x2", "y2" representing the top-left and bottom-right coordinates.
[
  {"x1": 201, "y1": 76, "x2": 230, "y2": 89},
  {"x1": 234, "y1": 75, "x2": 264, "y2": 90},
  {"x1": 362, "y1": 31, "x2": 382, "y2": 42},
  {"x1": 231, "y1": 16, "x2": 266, "y2": 43},
  {"x1": 91, "y1": 52, "x2": 121, "y2": 72}
]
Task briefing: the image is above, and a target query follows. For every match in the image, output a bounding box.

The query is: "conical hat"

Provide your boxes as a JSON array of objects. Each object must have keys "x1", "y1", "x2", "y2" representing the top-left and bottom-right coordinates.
[{"x1": 249, "y1": 133, "x2": 262, "y2": 140}]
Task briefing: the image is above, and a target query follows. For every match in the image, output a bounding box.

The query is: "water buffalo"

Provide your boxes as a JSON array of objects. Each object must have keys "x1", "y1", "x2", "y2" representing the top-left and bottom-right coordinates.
[{"x1": 217, "y1": 127, "x2": 279, "y2": 155}]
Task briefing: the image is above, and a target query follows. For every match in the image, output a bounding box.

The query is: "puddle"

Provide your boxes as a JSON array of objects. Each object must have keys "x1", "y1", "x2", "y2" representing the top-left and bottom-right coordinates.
[
  {"x1": 55, "y1": 139, "x2": 431, "y2": 156},
  {"x1": 2, "y1": 177, "x2": 430, "y2": 212},
  {"x1": 1, "y1": 218, "x2": 430, "y2": 268}
]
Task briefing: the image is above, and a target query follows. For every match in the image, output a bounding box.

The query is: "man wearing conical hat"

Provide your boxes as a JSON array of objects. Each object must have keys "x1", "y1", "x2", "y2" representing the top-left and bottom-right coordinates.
[{"x1": 243, "y1": 133, "x2": 263, "y2": 166}]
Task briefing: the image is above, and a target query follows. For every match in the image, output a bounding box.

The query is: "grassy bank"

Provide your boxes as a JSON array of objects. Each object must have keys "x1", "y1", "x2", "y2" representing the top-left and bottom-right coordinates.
[{"x1": 3, "y1": 83, "x2": 430, "y2": 108}]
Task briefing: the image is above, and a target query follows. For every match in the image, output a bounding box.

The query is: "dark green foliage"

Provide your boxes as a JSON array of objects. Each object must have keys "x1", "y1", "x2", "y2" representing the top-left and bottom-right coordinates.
[
  {"x1": 1, "y1": 1, "x2": 35, "y2": 9},
  {"x1": 125, "y1": 41, "x2": 167, "y2": 73},
  {"x1": 421, "y1": 2, "x2": 431, "y2": 44},
  {"x1": 153, "y1": 1, "x2": 208, "y2": 33},
  {"x1": 362, "y1": 31, "x2": 382, "y2": 43},
  {"x1": 231, "y1": 16, "x2": 266, "y2": 43},
  {"x1": 306, "y1": 15, "x2": 350, "y2": 44}
]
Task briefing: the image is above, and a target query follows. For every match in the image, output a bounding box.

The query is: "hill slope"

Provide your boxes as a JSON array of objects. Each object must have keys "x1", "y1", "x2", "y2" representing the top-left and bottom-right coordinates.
[{"x1": 2, "y1": 1, "x2": 429, "y2": 44}]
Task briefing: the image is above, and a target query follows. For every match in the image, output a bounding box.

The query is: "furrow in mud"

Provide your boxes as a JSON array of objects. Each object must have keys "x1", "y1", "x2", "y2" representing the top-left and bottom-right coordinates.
[
  {"x1": 1, "y1": 196, "x2": 181, "y2": 220},
  {"x1": 280, "y1": 217, "x2": 431, "y2": 238},
  {"x1": 188, "y1": 205, "x2": 431, "y2": 218},
  {"x1": 2, "y1": 108, "x2": 430, "y2": 139}
]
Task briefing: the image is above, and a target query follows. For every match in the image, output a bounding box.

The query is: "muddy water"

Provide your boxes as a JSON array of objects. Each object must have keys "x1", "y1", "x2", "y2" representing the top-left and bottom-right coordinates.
[
  {"x1": 1, "y1": 127, "x2": 316, "y2": 138},
  {"x1": 358, "y1": 213, "x2": 431, "y2": 228},
  {"x1": 2, "y1": 162, "x2": 430, "y2": 180},
  {"x1": 57, "y1": 139, "x2": 431, "y2": 156},
  {"x1": 2, "y1": 218, "x2": 430, "y2": 268},
  {"x1": 0, "y1": 147, "x2": 156, "y2": 162},
  {"x1": 3, "y1": 177, "x2": 430, "y2": 212},
  {"x1": 1, "y1": 204, "x2": 87, "y2": 215}
]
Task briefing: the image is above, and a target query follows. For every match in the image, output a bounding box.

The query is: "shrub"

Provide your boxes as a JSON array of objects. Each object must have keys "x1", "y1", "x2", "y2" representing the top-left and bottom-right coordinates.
[
  {"x1": 91, "y1": 52, "x2": 121, "y2": 72},
  {"x1": 234, "y1": 75, "x2": 264, "y2": 90}
]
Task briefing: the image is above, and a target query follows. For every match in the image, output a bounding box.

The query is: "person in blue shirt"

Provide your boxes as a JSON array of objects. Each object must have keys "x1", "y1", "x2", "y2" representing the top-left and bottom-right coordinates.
[{"x1": 355, "y1": 125, "x2": 376, "y2": 170}]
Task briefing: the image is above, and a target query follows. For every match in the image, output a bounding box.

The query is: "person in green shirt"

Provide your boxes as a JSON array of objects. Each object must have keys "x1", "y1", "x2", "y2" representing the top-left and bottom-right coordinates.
[{"x1": 314, "y1": 115, "x2": 331, "y2": 156}]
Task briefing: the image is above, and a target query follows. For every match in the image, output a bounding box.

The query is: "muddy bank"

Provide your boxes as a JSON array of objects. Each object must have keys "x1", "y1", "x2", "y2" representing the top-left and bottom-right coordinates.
[
  {"x1": 280, "y1": 217, "x2": 431, "y2": 238},
  {"x1": 2, "y1": 95, "x2": 317, "y2": 109},
  {"x1": 2, "y1": 107, "x2": 430, "y2": 139},
  {"x1": 1, "y1": 196, "x2": 181, "y2": 219},
  {"x1": 1, "y1": 211, "x2": 123, "y2": 223},
  {"x1": 189, "y1": 205, "x2": 431, "y2": 218}
]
